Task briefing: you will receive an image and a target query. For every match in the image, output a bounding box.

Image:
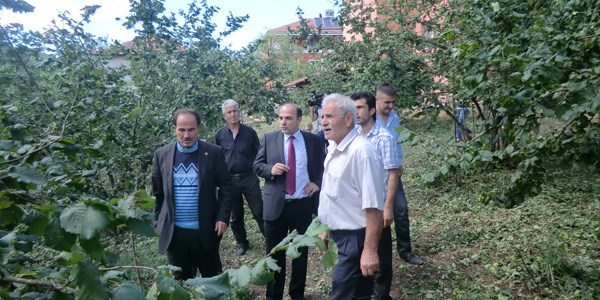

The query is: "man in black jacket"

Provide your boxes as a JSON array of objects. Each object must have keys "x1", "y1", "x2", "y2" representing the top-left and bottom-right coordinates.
[
  {"x1": 215, "y1": 99, "x2": 264, "y2": 256},
  {"x1": 152, "y1": 108, "x2": 231, "y2": 280}
]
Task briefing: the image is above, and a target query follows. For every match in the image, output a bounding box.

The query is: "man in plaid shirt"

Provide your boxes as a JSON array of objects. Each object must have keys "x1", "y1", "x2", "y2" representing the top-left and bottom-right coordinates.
[{"x1": 351, "y1": 91, "x2": 401, "y2": 300}]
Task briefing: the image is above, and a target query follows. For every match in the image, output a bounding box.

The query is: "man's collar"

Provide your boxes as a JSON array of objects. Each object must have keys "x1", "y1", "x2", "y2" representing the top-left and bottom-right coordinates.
[
  {"x1": 283, "y1": 130, "x2": 301, "y2": 141},
  {"x1": 335, "y1": 129, "x2": 358, "y2": 152},
  {"x1": 357, "y1": 120, "x2": 376, "y2": 136},
  {"x1": 227, "y1": 122, "x2": 240, "y2": 131}
]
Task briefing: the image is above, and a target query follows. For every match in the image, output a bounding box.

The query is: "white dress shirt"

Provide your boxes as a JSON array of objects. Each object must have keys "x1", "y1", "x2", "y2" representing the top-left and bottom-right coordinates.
[{"x1": 318, "y1": 130, "x2": 384, "y2": 230}]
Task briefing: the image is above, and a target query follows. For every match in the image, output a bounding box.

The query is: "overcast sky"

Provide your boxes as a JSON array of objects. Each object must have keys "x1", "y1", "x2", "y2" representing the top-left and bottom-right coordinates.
[{"x1": 0, "y1": 0, "x2": 337, "y2": 50}]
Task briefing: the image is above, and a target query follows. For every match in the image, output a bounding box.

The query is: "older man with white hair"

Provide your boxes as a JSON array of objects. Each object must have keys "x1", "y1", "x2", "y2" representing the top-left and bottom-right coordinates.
[
  {"x1": 319, "y1": 93, "x2": 385, "y2": 299},
  {"x1": 214, "y1": 99, "x2": 264, "y2": 256}
]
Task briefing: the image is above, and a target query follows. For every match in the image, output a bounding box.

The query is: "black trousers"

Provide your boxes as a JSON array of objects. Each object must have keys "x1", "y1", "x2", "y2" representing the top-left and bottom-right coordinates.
[
  {"x1": 394, "y1": 179, "x2": 413, "y2": 257},
  {"x1": 264, "y1": 198, "x2": 313, "y2": 300},
  {"x1": 330, "y1": 228, "x2": 374, "y2": 300},
  {"x1": 374, "y1": 227, "x2": 393, "y2": 299},
  {"x1": 225, "y1": 172, "x2": 264, "y2": 246},
  {"x1": 166, "y1": 226, "x2": 222, "y2": 280}
]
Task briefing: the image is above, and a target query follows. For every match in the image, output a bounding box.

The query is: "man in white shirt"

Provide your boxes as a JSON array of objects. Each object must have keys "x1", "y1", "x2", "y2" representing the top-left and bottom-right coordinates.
[{"x1": 318, "y1": 93, "x2": 385, "y2": 299}]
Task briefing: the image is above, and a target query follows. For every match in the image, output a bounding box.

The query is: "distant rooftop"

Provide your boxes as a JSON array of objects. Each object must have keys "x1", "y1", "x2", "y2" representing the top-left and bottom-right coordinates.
[{"x1": 268, "y1": 9, "x2": 342, "y2": 35}]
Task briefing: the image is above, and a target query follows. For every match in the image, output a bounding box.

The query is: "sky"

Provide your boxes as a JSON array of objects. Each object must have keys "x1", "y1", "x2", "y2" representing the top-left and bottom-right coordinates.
[{"x1": 0, "y1": 0, "x2": 338, "y2": 50}]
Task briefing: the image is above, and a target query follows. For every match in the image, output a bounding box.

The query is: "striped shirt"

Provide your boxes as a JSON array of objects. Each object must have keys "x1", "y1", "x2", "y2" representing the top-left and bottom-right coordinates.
[
  {"x1": 173, "y1": 150, "x2": 199, "y2": 229},
  {"x1": 357, "y1": 122, "x2": 400, "y2": 196},
  {"x1": 375, "y1": 111, "x2": 404, "y2": 166}
]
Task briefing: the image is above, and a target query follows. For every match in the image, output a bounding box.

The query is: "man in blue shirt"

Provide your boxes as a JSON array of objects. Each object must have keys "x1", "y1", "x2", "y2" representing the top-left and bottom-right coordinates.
[{"x1": 375, "y1": 83, "x2": 424, "y2": 266}]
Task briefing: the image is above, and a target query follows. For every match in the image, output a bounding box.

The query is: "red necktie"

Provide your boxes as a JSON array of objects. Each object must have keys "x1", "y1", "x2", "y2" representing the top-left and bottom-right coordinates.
[{"x1": 286, "y1": 135, "x2": 296, "y2": 195}]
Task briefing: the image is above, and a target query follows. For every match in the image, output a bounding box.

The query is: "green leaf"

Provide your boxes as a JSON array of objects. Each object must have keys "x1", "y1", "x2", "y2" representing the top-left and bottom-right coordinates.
[
  {"x1": 423, "y1": 172, "x2": 436, "y2": 183},
  {"x1": 0, "y1": 140, "x2": 16, "y2": 151},
  {"x1": 126, "y1": 218, "x2": 156, "y2": 237},
  {"x1": 81, "y1": 169, "x2": 97, "y2": 177},
  {"x1": 21, "y1": 208, "x2": 48, "y2": 236},
  {"x1": 60, "y1": 203, "x2": 110, "y2": 239},
  {"x1": 488, "y1": 45, "x2": 501, "y2": 56},
  {"x1": 321, "y1": 238, "x2": 339, "y2": 268},
  {"x1": 112, "y1": 282, "x2": 145, "y2": 300},
  {"x1": 251, "y1": 257, "x2": 279, "y2": 285},
  {"x1": 226, "y1": 265, "x2": 251, "y2": 287},
  {"x1": 3, "y1": 166, "x2": 46, "y2": 186},
  {"x1": 491, "y1": 2, "x2": 500, "y2": 12},
  {"x1": 440, "y1": 163, "x2": 450, "y2": 175},
  {"x1": 0, "y1": 198, "x2": 12, "y2": 210},
  {"x1": 45, "y1": 213, "x2": 77, "y2": 251},
  {"x1": 56, "y1": 251, "x2": 85, "y2": 266},
  {"x1": 118, "y1": 195, "x2": 141, "y2": 219},
  {"x1": 186, "y1": 272, "x2": 232, "y2": 300},
  {"x1": 479, "y1": 150, "x2": 493, "y2": 162},
  {"x1": 75, "y1": 262, "x2": 110, "y2": 300},
  {"x1": 154, "y1": 273, "x2": 190, "y2": 300},
  {"x1": 80, "y1": 236, "x2": 104, "y2": 260},
  {"x1": 133, "y1": 190, "x2": 155, "y2": 210},
  {"x1": 304, "y1": 217, "x2": 329, "y2": 237},
  {"x1": 0, "y1": 232, "x2": 16, "y2": 265}
]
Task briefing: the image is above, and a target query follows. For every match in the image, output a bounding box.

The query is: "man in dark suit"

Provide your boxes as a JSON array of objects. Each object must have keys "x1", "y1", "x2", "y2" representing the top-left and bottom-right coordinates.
[
  {"x1": 152, "y1": 108, "x2": 231, "y2": 280},
  {"x1": 254, "y1": 103, "x2": 326, "y2": 300}
]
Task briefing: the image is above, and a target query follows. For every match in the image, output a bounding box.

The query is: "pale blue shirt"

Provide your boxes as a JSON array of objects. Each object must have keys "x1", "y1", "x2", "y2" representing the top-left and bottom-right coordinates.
[
  {"x1": 357, "y1": 122, "x2": 400, "y2": 197},
  {"x1": 375, "y1": 111, "x2": 404, "y2": 166},
  {"x1": 283, "y1": 130, "x2": 309, "y2": 199}
]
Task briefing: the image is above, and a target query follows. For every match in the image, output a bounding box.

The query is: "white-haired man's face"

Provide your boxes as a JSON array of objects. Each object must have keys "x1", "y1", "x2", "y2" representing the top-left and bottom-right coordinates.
[
  {"x1": 223, "y1": 105, "x2": 240, "y2": 126},
  {"x1": 321, "y1": 102, "x2": 352, "y2": 144}
]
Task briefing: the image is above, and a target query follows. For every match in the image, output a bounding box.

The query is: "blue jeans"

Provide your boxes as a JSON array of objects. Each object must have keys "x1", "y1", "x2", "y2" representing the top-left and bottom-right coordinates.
[
  {"x1": 394, "y1": 179, "x2": 412, "y2": 257},
  {"x1": 455, "y1": 107, "x2": 471, "y2": 141}
]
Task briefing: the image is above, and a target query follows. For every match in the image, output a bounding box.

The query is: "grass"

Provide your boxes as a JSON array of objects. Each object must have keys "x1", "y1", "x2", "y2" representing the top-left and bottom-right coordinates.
[{"x1": 116, "y1": 116, "x2": 600, "y2": 299}]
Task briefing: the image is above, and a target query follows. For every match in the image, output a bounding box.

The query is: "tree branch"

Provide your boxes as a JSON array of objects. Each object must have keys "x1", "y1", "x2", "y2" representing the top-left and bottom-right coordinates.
[
  {"x1": 0, "y1": 138, "x2": 62, "y2": 166},
  {"x1": 0, "y1": 274, "x2": 65, "y2": 291},
  {"x1": 99, "y1": 265, "x2": 160, "y2": 274}
]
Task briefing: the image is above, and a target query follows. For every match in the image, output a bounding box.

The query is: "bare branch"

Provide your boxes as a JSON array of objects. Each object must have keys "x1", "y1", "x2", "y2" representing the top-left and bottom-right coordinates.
[
  {"x1": 0, "y1": 138, "x2": 62, "y2": 166},
  {"x1": 0, "y1": 275, "x2": 65, "y2": 291},
  {"x1": 99, "y1": 265, "x2": 160, "y2": 274}
]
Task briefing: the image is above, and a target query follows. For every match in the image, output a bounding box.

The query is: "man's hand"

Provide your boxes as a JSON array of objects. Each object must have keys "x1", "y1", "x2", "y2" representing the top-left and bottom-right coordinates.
[
  {"x1": 302, "y1": 182, "x2": 320, "y2": 197},
  {"x1": 360, "y1": 248, "x2": 379, "y2": 277},
  {"x1": 270, "y1": 163, "x2": 289, "y2": 176},
  {"x1": 215, "y1": 221, "x2": 228, "y2": 236},
  {"x1": 383, "y1": 206, "x2": 394, "y2": 228},
  {"x1": 398, "y1": 166, "x2": 403, "y2": 177}
]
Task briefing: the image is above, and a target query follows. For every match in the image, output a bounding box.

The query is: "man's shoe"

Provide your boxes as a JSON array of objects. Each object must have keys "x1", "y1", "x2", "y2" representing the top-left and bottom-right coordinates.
[
  {"x1": 235, "y1": 244, "x2": 248, "y2": 256},
  {"x1": 401, "y1": 252, "x2": 424, "y2": 265}
]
